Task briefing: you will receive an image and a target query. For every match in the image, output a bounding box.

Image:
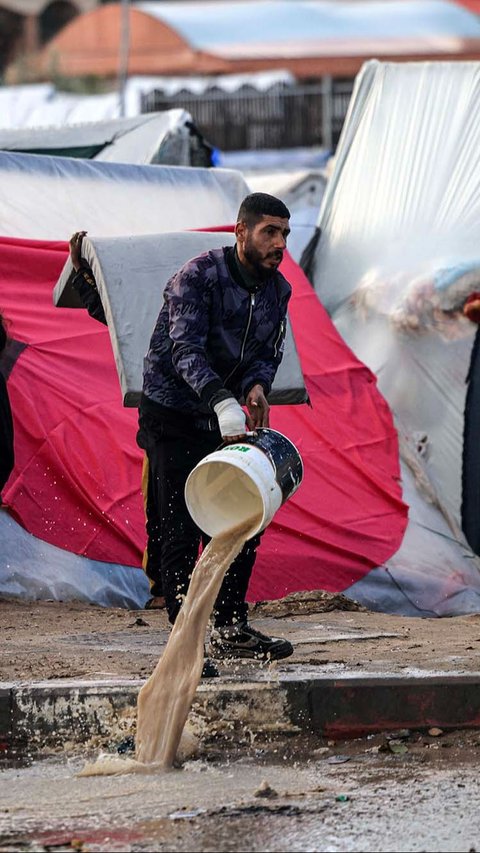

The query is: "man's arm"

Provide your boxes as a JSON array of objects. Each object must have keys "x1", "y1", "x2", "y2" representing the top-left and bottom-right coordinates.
[
  {"x1": 165, "y1": 264, "x2": 247, "y2": 440},
  {"x1": 68, "y1": 231, "x2": 107, "y2": 326}
]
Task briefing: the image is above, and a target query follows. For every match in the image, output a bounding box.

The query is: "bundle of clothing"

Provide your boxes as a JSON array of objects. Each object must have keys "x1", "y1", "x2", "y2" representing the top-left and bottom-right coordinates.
[{"x1": 351, "y1": 260, "x2": 480, "y2": 339}]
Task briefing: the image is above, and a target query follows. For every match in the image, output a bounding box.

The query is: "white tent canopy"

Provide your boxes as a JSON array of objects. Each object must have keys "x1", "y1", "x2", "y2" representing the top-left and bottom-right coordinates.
[
  {"x1": 137, "y1": 0, "x2": 480, "y2": 57},
  {"x1": 0, "y1": 85, "x2": 120, "y2": 129},
  {"x1": 0, "y1": 111, "x2": 210, "y2": 167},
  {"x1": 247, "y1": 168, "x2": 327, "y2": 262},
  {"x1": 308, "y1": 60, "x2": 480, "y2": 614},
  {"x1": 53, "y1": 231, "x2": 308, "y2": 406},
  {"x1": 0, "y1": 72, "x2": 295, "y2": 130},
  {"x1": 0, "y1": 151, "x2": 249, "y2": 240}
]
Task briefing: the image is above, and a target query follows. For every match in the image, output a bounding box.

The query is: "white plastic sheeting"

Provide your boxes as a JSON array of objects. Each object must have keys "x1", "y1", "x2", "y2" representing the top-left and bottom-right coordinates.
[
  {"x1": 137, "y1": 0, "x2": 480, "y2": 54},
  {"x1": 0, "y1": 84, "x2": 56, "y2": 128},
  {"x1": 0, "y1": 86, "x2": 121, "y2": 129},
  {"x1": 247, "y1": 169, "x2": 327, "y2": 262},
  {"x1": 0, "y1": 72, "x2": 295, "y2": 129},
  {"x1": 348, "y1": 462, "x2": 480, "y2": 617},
  {"x1": 309, "y1": 60, "x2": 480, "y2": 614},
  {"x1": 0, "y1": 110, "x2": 205, "y2": 166},
  {"x1": 53, "y1": 232, "x2": 308, "y2": 406},
  {"x1": 0, "y1": 152, "x2": 250, "y2": 241},
  {"x1": 0, "y1": 510, "x2": 148, "y2": 609}
]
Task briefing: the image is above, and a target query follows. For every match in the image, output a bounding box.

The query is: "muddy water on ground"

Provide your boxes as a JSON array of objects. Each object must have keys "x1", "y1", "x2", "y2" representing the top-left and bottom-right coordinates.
[
  {"x1": 3, "y1": 730, "x2": 480, "y2": 852},
  {"x1": 80, "y1": 515, "x2": 260, "y2": 776}
]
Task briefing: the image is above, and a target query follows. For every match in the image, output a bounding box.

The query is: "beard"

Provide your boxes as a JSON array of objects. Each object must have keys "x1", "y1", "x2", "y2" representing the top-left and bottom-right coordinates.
[{"x1": 243, "y1": 240, "x2": 283, "y2": 281}]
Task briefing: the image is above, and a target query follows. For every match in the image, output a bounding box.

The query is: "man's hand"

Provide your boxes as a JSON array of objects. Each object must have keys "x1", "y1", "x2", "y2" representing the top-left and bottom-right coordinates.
[
  {"x1": 69, "y1": 231, "x2": 87, "y2": 271},
  {"x1": 213, "y1": 397, "x2": 247, "y2": 443},
  {"x1": 463, "y1": 292, "x2": 480, "y2": 324},
  {"x1": 246, "y1": 384, "x2": 269, "y2": 430}
]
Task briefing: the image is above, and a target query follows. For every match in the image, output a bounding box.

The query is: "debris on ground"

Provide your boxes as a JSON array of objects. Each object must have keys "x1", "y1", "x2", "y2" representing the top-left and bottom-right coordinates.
[{"x1": 250, "y1": 589, "x2": 365, "y2": 618}]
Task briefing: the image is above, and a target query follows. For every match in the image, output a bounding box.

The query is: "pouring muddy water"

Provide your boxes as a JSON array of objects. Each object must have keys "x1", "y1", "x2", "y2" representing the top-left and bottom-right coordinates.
[{"x1": 80, "y1": 428, "x2": 303, "y2": 775}]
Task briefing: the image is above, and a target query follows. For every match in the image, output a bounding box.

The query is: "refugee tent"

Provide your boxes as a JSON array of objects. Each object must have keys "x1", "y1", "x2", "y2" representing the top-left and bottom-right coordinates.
[
  {"x1": 0, "y1": 111, "x2": 213, "y2": 167},
  {"x1": 246, "y1": 169, "x2": 328, "y2": 262},
  {"x1": 0, "y1": 151, "x2": 407, "y2": 608},
  {"x1": 306, "y1": 60, "x2": 480, "y2": 615},
  {"x1": 0, "y1": 151, "x2": 248, "y2": 240},
  {"x1": 0, "y1": 72, "x2": 295, "y2": 129}
]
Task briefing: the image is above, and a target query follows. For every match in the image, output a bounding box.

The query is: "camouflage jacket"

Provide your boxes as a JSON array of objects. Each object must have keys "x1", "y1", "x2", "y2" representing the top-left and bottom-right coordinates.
[{"x1": 142, "y1": 246, "x2": 291, "y2": 415}]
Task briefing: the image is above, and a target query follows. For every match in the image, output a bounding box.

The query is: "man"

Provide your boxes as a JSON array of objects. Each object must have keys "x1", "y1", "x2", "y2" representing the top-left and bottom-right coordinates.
[
  {"x1": 137, "y1": 192, "x2": 294, "y2": 675},
  {"x1": 70, "y1": 192, "x2": 294, "y2": 675}
]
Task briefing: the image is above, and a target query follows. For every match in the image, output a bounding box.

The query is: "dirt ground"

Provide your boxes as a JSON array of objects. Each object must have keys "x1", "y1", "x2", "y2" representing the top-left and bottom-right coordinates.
[{"x1": 1, "y1": 590, "x2": 480, "y2": 683}]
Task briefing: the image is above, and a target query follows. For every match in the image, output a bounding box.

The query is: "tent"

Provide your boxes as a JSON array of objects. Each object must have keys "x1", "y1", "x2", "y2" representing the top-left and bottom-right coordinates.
[
  {"x1": 0, "y1": 151, "x2": 407, "y2": 608},
  {"x1": 0, "y1": 151, "x2": 249, "y2": 240},
  {"x1": 246, "y1": 168, "x2": 328, "y2": 262},
  {"x1": 0, "y1": 111, "x2": 213, "y2": 167},
  {"x1": 306, "y1": 60, "x2": 480, "y2": 615},
  {"x1": 19, "y1": 0, "x2": 480, "y2": 81},
  {"x1": 0, "y1": 72, "x2": 296, "y2": 129}
]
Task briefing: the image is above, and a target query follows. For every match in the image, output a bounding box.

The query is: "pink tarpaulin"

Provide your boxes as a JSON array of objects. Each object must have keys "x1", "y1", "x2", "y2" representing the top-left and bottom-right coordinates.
[{"x1": 0, "y1": 235, "x2": 407, "y2": 600}]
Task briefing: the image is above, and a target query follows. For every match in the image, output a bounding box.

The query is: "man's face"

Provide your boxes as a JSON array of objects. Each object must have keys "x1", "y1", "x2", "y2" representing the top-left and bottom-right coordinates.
[{"x1": 236, "y1": 215, "x2": 290, "y2": 279}]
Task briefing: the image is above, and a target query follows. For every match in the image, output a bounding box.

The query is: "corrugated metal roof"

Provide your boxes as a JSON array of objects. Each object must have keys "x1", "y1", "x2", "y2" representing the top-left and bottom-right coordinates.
[{"x1": 136, "y1": 0, "x2": 480, "y2": 52}]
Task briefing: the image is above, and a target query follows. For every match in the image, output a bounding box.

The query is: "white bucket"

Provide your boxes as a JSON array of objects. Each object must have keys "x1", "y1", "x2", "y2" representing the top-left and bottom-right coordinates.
[{"x1": 184, "y1": 428, "x2": 303, "y2": 538}]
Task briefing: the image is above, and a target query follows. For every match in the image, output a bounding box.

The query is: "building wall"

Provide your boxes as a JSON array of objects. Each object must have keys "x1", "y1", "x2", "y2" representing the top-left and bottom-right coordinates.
[{"x1": 0, "y1": 0, "x2": 96, "y2": 76}]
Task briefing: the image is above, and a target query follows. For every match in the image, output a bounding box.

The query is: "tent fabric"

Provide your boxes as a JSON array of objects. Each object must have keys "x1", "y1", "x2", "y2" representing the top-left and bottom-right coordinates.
[
  {"x1": 308, "y1": 59, "x2": 480, "y2": 612},
  {"x1": 348, "y1": 461, "x2": 480, "y2": 617},
  {"x1": 53, "y1": 231, "x2": 308, "y2": 406},
  {"x1": 0, "y1": 111, "x2": 208, "y2": 167},
  {"x1": 138, "y1": 0, "x2": 480, "y2": 54},
  {"x1": 0, "y1": 73, "x2": 295, "y2": 130},
  {"x1": 0, "y1": 86, "x2": 120, "y2": 130},
  {"x1": 0, "y1": 152, "x2": 249, "y2": 241},
  {"x1": 0, "y1": 509, "x2": 149, "y2": 609},
  {"x1": 246, "y1": 169, "x2": 327, "y2": 262},
  {"x1": 0, "y1": 234, "x2": 407, "y2": 606}
]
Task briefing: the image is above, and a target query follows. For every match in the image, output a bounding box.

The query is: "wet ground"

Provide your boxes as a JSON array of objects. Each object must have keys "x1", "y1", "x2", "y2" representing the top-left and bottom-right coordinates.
[
  {"x1": 1, "y1": 728, "x2": 480, "y2": 852},
  {"x1": 2, "y1": 593, "x2": 480, "y2": 851}
]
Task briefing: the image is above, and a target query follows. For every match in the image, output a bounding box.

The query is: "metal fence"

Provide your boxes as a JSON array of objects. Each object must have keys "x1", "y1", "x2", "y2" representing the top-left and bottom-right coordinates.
[{"x1": 141, "y1": 78, "x2": 354, "y2": 152}]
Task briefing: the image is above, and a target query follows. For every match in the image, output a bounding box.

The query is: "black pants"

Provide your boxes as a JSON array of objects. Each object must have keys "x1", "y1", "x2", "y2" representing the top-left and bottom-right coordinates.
[
  {"x1": 137, "y1": 405, "x2": 260, "y2": 627},
  {"x1": 142, "y1": 454, "x2": 164, "y2": 598}
]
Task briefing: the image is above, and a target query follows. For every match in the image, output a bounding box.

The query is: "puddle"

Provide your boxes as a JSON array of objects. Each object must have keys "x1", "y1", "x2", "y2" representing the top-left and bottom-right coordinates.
[{"x1": 2, "y1": 729, "x2": 480, "y2": 851}]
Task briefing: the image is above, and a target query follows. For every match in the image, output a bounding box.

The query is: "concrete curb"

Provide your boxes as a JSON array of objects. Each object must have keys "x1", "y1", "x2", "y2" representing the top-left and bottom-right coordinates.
[
  {"x1": 2, "y1": 671, "x2": 480, "y2": 751},
  {"x1": 284, "y1": 674, "x2": 480, "y2": 737}
]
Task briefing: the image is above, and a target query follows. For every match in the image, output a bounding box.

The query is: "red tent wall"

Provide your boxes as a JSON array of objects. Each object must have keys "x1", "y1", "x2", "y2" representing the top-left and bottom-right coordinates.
[{"x1": 0, "y1": 236, "x2": 407, "y2": 601}]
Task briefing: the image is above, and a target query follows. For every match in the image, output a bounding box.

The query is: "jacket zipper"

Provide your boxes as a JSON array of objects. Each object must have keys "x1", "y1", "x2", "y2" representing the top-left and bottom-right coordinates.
[
  {"x1": 273, "y1": 319, "x2": 285, "y2": 358},
  {"x1": 223, "y1": 292, "x2": 255, "y2": 385}
]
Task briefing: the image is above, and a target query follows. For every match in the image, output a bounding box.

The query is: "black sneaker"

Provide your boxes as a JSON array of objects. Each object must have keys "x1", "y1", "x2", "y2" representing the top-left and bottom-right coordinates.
[
  {"x1": 201, "y1": 657, "x2": 219, "y2": 678},
  {"x1": 209, "y1": 623, "x2": 293, "y2": 661}
]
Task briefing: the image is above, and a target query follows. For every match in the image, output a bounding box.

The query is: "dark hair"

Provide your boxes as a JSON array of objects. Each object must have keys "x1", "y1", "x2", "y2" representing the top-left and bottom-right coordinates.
[
  {"x1": 0, "y1": 314, "x2": 7, "y2": 355},
  {"x1": 237, "y1": 192, "x2": 290, "y2": 227}
]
